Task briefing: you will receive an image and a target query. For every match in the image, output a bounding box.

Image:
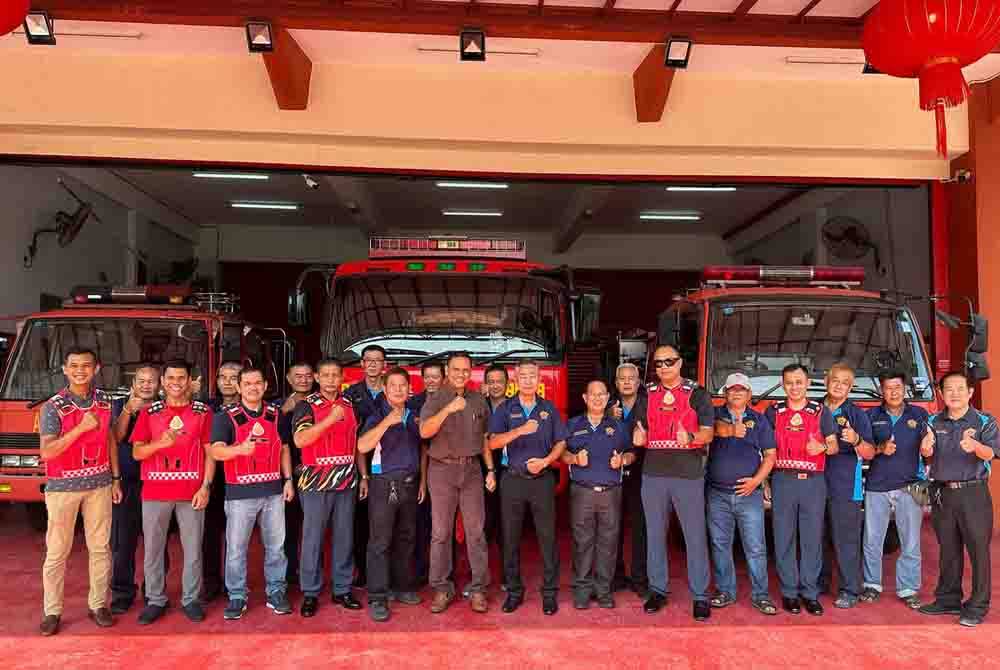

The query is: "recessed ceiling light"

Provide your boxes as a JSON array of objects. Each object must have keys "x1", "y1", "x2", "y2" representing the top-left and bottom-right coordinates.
[
  {"x1": 666, "y1": 186, "x2": 736, "y2": 192},
  {"x1": 231, "y1": 202, "x2": 299, "y2": 210},
  {"x1": 23, "y1": 11, "x2": 56, "y2": 46},
  {"x1": 436, "y1": 181, "x2": 509, "y2": 190},
  {"x1": 639, "y1": 211, "x2": 702, "y2": 221},
  {"x1": 442, "y1": 209, "x2": 503, "y2": 217},
  {"x1": 195, "y1": 172, "x2": 270, "y2": 180}
]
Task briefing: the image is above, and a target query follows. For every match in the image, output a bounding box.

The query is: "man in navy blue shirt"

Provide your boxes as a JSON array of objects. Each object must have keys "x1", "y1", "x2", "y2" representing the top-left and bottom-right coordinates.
[
  {"x1": 563, "y1": 380, "x2": 634, "y2": 610},
  {"x1": 488, "y1": 360, "x2": 569, "y2": 616},
  {"x1": 358, "y1": 368, "x2": 426, "y2": 622},
  {"x1": 706, "y1": 373, "x2": 777, "y2": 616},
  {"x1": 822, "y1": 363, "x2": 875, "y2": 609},
  {"x1": 862, "y1": 370, "x2": 932, "y2": 609},
  {"x1": 918, "y1": 372, "x2": 998, "y2": 627},
  {"x1": 109, "y1": 364, "x2": 160, "y2": 615}
]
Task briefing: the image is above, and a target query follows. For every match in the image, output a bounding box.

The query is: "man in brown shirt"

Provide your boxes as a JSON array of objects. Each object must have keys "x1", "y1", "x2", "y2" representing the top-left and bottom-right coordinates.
[{"x1": 420, "y1": 352, "x2": 496, "y2": 614}]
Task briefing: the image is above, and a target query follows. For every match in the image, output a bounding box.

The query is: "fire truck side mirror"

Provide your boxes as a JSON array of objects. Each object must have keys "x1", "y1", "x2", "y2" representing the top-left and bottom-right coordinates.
[
  {"x1": 288, "y1": 289, "x2": 309, "y2": 329},
  {"x1": 968, "y1": 313, "x2": 988, "y2": 354},
  {"x1": 967, "y1": 351, "x2": 990, "y2": 382}
]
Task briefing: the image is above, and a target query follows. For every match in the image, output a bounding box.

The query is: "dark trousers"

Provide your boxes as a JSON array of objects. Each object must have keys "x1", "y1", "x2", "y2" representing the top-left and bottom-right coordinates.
[
  {"x1": 614, "y1": 467, "x2": 647, "y2": 589},
  {"x1": 367, "y1": 474, "x2": 419, "y2": 603},
  {"x1": 932, "y1": 483, "x2": 993, "y2": 618},
  {"x1": 202, "y1": 471, "x2": 226, "y2": 594},
  {"x1": 428, "y1": 459, "x2": 489, "y2": 596},
  {"x1": 300, "y1": 488, "x2": 356, "y2": 597},
  {"x1": 771, "y1": 471, "x2": 826, "y2": 600},
  {"x1": 570, "y1": 483, "x2": 622, "y2": 599},
  {"x1": 641, "y1": 474, "x2": 710, "y2": 600},
  {"x1": 110, "y1": 478, "x2": 143, "y2": 604},
  {"x1": 827, "y1": 497, "x2": 863, "y2": 597},
  {"x1": 284, "y1": 494, "x2": 303, "y2": 581},
  {"x1": 501, "y1": 471, "x2": 560, "y2": 598},
  {"x1": 485, "y1": 465, "x2": 505, "y2": 555},
  {"x1": 414, "y1": 495, "x2": 432, "y2": 582}
]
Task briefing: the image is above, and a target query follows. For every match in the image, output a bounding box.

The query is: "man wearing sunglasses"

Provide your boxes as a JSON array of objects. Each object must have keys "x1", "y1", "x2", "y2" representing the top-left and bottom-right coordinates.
[{"x1": 633, "y1": 345, "x2": 715, "y2": 621}]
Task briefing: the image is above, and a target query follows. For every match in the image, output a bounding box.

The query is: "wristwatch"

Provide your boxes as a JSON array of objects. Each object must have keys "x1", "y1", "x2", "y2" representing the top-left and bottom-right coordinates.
[{"x1": 487, "y1": 467, "x2": 496, "y2": 473}]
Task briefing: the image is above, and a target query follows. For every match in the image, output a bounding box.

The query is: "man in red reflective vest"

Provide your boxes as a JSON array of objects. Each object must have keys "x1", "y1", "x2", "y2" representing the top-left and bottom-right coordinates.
[
  {"x1": 209, "y1": 366, "x2": 295, "y2": 620},
  {"x1": 765, "y1": 363, "x2": 839, "y2": 616},
  {"x1": 131, "y1": 359, "x2": 215, "y2": 625},
  {"x1": 38, "y1": 347, "x2": 123, "y2": 636}
]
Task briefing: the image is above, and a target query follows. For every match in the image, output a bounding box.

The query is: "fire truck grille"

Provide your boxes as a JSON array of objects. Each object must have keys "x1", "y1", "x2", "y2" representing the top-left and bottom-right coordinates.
[{"x1": 0, "y1": 433, "x2": 41, "y2": 450}]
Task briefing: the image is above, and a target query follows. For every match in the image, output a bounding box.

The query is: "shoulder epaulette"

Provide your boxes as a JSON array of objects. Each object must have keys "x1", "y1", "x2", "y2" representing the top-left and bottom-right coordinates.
[
  {"x1": 681, "y1": 379, "x2": 697, "y2": 391},
  {"x1": 226, "y1": 403, "x2": 243, "y2": 415},
  {"x1": 804, "y1": 401, "x2": 821, "y2": 414},
  {"x1": 306, "y1": 392, "x2": 324, "y2": 405},
  {"x1": 339, "y1": 396, "x2": 353, "y2": 407},
  {"x1": 647, "y1": 383, "x2": 659, "y2": 392},
  {"x1": 49, "y1": 393, "x2": 75, "y2": 415},
  {"x1": 774, "y1": 400, "x2": 788, "y2": 412},
  {"x1": 148, "y1": 401, "x2": 165, "y2": 414},
  {"x1": 191, "y1": 401, "x2": 209, "y2": 414},
  {"x1": 264, "y1": 404, "x2": 279, "y2": 421}
]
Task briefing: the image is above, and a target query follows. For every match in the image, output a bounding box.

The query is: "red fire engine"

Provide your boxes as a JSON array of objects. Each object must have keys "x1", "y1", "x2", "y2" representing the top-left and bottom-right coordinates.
[
  {"x1": 0, "y1": 285, "x2": 289, "y2": 528},
  {"x1": 297, "y1": 236, "x2": 603, "y2": 494}
]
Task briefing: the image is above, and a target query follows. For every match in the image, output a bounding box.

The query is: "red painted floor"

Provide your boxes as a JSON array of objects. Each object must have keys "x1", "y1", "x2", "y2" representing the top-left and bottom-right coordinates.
[{"x1": 1, "y1": 503, "x2": 998, "y2": 670}]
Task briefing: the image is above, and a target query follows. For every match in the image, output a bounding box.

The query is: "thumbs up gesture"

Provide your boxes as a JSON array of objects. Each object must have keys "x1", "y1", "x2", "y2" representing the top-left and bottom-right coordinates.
[
  {"x1": 611, "y1": 401, "x2": 623, "y2": 421},
  {"x1": 960, "y1": 427, "x2": 978, "y2": 454},
  {"x1": 610, "y1": 450, "x2": 624, "y2": 470},
  {"x1": 676, "y1": 426, "x2": 691, "y2": 447},
  {"x1": 733, "y1": 420, "x2": 748, "y2": 439},
  {"x1": 633, "y1": 423, "x2": 647, "y2": 447},
  {"x1": 882, "y1": 435, "x2": 897, "y2": 456},
  {"x1": 806, "y1": 435, "x2": 827, "y2": 456},
  {"x1": 78, "y1": 411, "x2": 100, "y2": 434},
  {"x1": 920, "y1": 426, "x2": 935, "y2": 458},
  {"x1": 575, "y1": 449, "x2": 589, "y2": 468}
]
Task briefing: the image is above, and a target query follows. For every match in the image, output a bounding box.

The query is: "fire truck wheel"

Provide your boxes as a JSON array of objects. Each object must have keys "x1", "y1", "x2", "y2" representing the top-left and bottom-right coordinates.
[{"x1": 25, "y1": 502, "x2": 47, "y2": 532}]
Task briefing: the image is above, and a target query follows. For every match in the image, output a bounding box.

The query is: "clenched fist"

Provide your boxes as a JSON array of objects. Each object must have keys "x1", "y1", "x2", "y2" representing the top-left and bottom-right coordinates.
[{"x1": 446, "y1": 396, "x2": 467, "y2": 415}]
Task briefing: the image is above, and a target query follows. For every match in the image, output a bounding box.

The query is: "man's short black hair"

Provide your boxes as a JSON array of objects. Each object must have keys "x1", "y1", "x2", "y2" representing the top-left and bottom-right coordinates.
[
  {"x1": 316, "y1": 358, "x2": 343, "y2": 374},
  {"x1": 878, "y1": 369, "x2": 909, "y2": 386},
  {"x1": 163, "y1": 359, "x2": 192, "y2": 376},
  {"x1": 63, "y1": 347, "x2": 99, "y2": 365},
  {"x1": 781, "y1": 363, "x2": 810, "y2": 379},
  {"x1": 385, "y1": 367, "x2": 411, "y2": 386},
  {"x1": 361, "y1": 345, "x2": 387, "y2": 359},
  {"x1": 485, "y1": 363, "x2": 509, "y2": 381},
  {"x1": 446, "y1": 351, "x2": 472, "y2": 367},
  {"x1": 421, "y1": 361, "x2": 445, "y2": 377},
  {"x1": 238, "y1": 366, "x2": 266, "y2": 384},
  {"x1": 938, "y1": 370, "x2": 972, "y2": 390}
]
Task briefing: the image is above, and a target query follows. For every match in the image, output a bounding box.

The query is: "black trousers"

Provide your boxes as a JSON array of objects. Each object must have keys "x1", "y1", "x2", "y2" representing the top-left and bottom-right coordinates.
[
  {"x1": 827, "y1": 497, "x2": 864, "y2": 598},
  {"x1": 284, "y1": 494, "x2": 303, "y2": 581},
  {"x1": 501, "y1": 471, "x2": 559, "y2": 599},
  {"x1": 367, "y1": 474, "x2": 419, "y2": 602},
  {"x1": 485, "y1": 465, "x2": 505, "y2": 554},
  {"x1": 571, "y1": 483, "x2": 622, "y2": 598},
  {"x1": 614, "y1": 466, "x2": 648, "y2": 589},
  {"x1": 111, "y1": 478, "x2": 143, "y2": 604},
  {"x1": 932, "y1": 483, "x2": 993, "y2": 618},
  {"x1": 414, "y1": 494, "x2": 432, "y2": 582},
  {"x1": 202, "y1": 470, "x2": 226, "y2": 594}
]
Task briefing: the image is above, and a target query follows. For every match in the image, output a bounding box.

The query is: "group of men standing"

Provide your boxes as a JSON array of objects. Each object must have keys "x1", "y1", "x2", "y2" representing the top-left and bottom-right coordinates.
[{"x1": 36, "y1": 342, "x2": 996, "y2": 634}]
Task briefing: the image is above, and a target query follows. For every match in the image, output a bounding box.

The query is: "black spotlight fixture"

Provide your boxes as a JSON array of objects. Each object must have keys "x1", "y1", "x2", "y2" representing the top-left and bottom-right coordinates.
[
  {"x1": 664, "y1": 36, "x2": 692, "y2": 69},
  {"x1": 460, "y1": 28, "x2": 486, "y2": 62},
  {"x1": 23, "y1": 11, "x2": 56, "y2": 46},
  {"x1": 245, "y1": 21, "x2": 274, "y2": 53}
]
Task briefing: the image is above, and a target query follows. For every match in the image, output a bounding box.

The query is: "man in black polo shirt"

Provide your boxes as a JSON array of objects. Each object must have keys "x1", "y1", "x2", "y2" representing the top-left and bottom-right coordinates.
[
  {"x1": 109, "y1": 364, "x2": 159, "y2": 615},
  {"x1": 358, "y1": 368, "x2": 426, "y2": 622},
  {"x1": 918, "y1": 372, "x2": 998, "y2": 627},
  {"x1": 278, "y1": 362, "x2": 314, "y2": 585},
  {"x1": 482, "y1": 363, "x2": 510, "y2": 557},
  {"x1": 564, "y1": 380, "x2": 634, "y2": 610},
  {"x1": 488, "y1": 359, "x2": 568, "y2": 616},
  {"x1": 406, "y1": 361, "x2": 444, "y2": 587}
]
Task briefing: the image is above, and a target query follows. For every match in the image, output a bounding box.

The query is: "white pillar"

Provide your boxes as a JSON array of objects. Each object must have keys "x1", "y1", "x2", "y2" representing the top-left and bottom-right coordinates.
[{"x1": 126, "y1": 209, "x2": 139, "y2": 286}]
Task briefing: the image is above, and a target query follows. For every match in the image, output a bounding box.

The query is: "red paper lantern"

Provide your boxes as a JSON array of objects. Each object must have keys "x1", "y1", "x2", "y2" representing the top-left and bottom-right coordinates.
[
  {"x1": 0, "y1": 0, "x2": 29, "y2": 37},
  {"x1": 863, "y1": 0, "x2": 1000, "y2": 157}
]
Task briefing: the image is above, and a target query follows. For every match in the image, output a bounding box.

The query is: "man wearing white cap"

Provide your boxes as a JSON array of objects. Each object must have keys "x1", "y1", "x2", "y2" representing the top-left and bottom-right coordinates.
[{"x1": 706, "y1": 373, "x2": 777, "y2": 615}]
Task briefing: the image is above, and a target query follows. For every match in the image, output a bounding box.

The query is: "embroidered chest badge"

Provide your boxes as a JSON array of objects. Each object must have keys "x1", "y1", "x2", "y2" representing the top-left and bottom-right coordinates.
[
  {"x1": 836, "y1": 416, "x2": 847, "y2": 427},
  {"x1": 907, "y1": 419, "x2": 918, "y2": 429},
  {"x1": 789, "y1": 413, "x2": 803, "y2": 431},
  {"x1": 605, "y1": 426, "x2": 615, "y2": 436},
  {"x1": 251, "y1": 422, "x2": 265, "y2": 441},
  {"x1": 661, "y1": 390, "x2": 676, "y2": 412},
  {"x1": 744, "y1": 420, "x2": 755, "y2": 430},
  {"x1": 539, "y1": 411, "x2": 550, "y2": 421},
  {"x1": 169, "y1": 415, "x2": 185, "y2": 431}
]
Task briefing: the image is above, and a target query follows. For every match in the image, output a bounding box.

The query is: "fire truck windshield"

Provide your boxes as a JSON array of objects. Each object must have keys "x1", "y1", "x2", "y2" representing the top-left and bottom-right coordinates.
[
  {"x1": 326, "y1": 274, "x2": 564, "y2": 363},
  {"x1": 705, "y1": 301, "x2": 934, "y2": 402},
  {"x1": 1, "y1": 318, "x2": 209, "y2": 401}
]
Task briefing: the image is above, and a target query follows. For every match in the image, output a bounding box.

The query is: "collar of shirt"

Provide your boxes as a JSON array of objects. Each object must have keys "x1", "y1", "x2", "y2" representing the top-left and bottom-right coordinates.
[
  {"x1": 940, "y1": 407, "x2": 976, "y2": 424},
  {"x1": 510, "y1": 396, "x2": 546, "y2": 417},
  {"x1": 239, "y1": 402, "x2": 266, "y2": 417}
]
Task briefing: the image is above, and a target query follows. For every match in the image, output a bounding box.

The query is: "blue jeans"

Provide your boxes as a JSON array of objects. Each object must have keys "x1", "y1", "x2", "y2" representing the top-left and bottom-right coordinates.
[
  {"x1": 707, "y1": 487, "x2": 769, "y2": 602},
  {"x1": 641, "y1": 475, "x2": 710, "y2": 600},
  {"x1": 771, "y1": 471, "x2": 826, "y2": 600},
  {"x1": 300, "y1": 488, "x2": 356, "y2": 597},
  {"x1": 863, "y1": 488, "x2": 923, "y2": 598},
  {"x1": 224, "y1": 494, "x2": 288, "y2": 601}
]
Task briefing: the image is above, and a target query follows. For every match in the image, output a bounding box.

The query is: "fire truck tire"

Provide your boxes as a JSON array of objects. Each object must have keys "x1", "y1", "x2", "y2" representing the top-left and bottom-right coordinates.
[
  {"x1": 553, "y1": 460, "x2": 569, "y2": 496},
  {"x1": 25, "y1": 502, "x2": 47, "y2": 532}
]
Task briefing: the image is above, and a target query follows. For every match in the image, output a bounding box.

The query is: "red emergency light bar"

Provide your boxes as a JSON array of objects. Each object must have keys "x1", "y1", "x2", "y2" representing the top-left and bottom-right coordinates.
[
  {"x1": 369, "y1": 237, "x2": 527, "y2": 260},
  {"x1": 70, "y1": 285, "x2": 192, "y2": 305},
  {"x1": 702, "y1": 266, "x2": 865, "y2": 286}
]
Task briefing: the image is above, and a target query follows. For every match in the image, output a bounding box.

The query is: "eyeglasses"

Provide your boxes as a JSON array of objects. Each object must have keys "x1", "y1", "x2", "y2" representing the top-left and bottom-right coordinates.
[
  {"x1": 653, "y1": 358, "x2": 680, "y2": 368},
  {"x1": 362, "y1": 358, "x2": 385, "y2": 365}
]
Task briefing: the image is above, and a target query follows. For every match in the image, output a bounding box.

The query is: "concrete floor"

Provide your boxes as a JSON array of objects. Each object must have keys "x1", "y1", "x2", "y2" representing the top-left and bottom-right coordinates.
[{"x1": 1, "y1": 502, "x2": 997, "y2": 670}]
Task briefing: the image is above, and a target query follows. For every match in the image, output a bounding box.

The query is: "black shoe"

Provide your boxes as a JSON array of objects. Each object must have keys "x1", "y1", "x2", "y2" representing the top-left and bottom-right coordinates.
[
  {"x1": 39, "y1": 615, "x2": 60, "y2": 636},
  {"x1": 333, "y1": 592, "x2": 362, "y2": 610},
  {"x1": 542, "y1": 596, "x2": 558, "y2": 616},
  {"x1": 644, "y1": 593, "x2": 667, "y2": 614},
  {"x1": 88, "y1": 607, "x2": 114, "y2": 628},
  {"x1": 959, "y1": 613, "x2": 984, "y2": 627},
  {"x1": 597, "y1": 595, "x2": 615, "y2": 609},
  {"x1": 918, "y1": 601, "x2": 962, "y2": 616},
  {"x1": 137, "y1": 604, "x2": 166, "y2": 626},
  {"x1": 224, "y1": 599, "x2": 248, "y2": 620},
  {"x1": 782, "y1": 597, "x2": 801, "y2": 614},
  {"x1": 693, "y1": 600, "x2": 711, "y2": 622},
  {"x1": 573, "y1": 593, "x2": 591, "y2": 610},
  {"x1": 612, "y1": 575, "x2": 629, "y2": 592},
  {"x1": 501, "y1": 594, "x2": 523, "y2": 613},
  {"x1": 368, "y1": 600, "x2": 390, "y2": 623},
  {"x1": 110, "y1": 598, "x2": 133, "y2": 616},
  {"x1": 183, "y1": 601, "x2": 206, "y2": 622},
  {"x1": 300, "y1": 596, "x2": 319, "y2": 618},
  {"x1": 803, "y1": 599, "x2": 824, "y2": 616}
]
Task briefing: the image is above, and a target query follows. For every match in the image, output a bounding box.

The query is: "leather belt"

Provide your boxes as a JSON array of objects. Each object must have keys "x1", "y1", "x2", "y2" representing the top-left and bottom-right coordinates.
[
  {"x1": 777, "y1": 470, "x2": 819, "y2": 480},
  {"x1": 431, "y1": 456, "x2": 478, "y2": 466},
  {"x1": 572, "y1": 481, "x2": 620, "y2": 493},
  {"x1": 939, "y1": 479, "x2": 987, "y2": 490}
]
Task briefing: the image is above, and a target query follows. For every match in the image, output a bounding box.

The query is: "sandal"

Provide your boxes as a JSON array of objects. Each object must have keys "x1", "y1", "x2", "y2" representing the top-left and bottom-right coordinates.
[
  {"x1": 709, "y1": 592, "x2": 735, "y2": 609},
  {"x1": 752, "y1": 598, "x2": 778, "y2": 616},
  {"x1": 858, "y1": 587, "x2": 881, "y2": 603},
  {"x1": 900, "y1": 594, "x2": 922, "y2": 610}
]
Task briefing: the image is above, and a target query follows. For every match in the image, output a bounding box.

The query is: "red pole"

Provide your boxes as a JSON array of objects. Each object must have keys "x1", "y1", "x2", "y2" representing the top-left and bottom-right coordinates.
[{"x1": 930, "y1": 181, "x2": 951, "y2": 376}]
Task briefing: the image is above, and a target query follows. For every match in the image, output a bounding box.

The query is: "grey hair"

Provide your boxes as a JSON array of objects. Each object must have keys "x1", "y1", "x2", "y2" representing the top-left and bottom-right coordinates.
[
  {"x1": 218, "y1": 361, "x2": 242, "y2": 375},
  {"x1": 615, "y1": 362, "x2": 640, "y2": 378}
]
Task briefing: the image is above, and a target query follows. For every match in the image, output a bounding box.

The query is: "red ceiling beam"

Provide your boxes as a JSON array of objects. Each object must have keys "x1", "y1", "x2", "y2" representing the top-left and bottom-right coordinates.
[
  {"x1": 42, "y1": 0, "x2": 868, "y2": 48},
  {"x1": 732, "y1": 0, "x2": 759, "y2": 17},
  {"x1": 795, "y1": 0, "x2": 824, "y2": 21},
  {"x1": 633, "y1": 44, "x2": 675, "y2": 123},
  {"x1": 262, "y1": 25, "x2": 313, "y2": 110}
]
